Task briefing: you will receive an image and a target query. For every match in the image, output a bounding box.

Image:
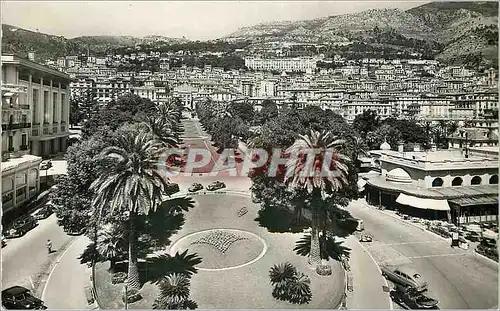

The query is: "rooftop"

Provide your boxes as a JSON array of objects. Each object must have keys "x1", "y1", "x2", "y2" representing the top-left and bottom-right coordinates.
[{"x1": 2, "y1": 154, "x2": 42, "y2": 172}]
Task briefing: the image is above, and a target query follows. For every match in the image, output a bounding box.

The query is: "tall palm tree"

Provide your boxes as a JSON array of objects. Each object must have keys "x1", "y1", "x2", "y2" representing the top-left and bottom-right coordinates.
[
  {"x1": 285, "y1": 130, "x2": 350, "y2": 266},
  {"x1": 143, "y1": 102, "x2": 180, "y2": 147},
  {"x1": 90, "y1": 128, "x2": 170, "y2": 295}
]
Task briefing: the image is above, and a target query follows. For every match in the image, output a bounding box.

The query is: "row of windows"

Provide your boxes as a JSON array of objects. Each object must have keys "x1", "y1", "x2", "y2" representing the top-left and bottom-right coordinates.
[{"x1": 431, "y1": 175, "x2": 498, "y2": 187}]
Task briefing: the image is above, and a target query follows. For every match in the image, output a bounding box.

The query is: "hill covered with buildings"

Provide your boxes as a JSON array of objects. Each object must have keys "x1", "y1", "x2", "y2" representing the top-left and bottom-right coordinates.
[{"x1": 223, "y1": 1, "x2": 498, "y2": 68}]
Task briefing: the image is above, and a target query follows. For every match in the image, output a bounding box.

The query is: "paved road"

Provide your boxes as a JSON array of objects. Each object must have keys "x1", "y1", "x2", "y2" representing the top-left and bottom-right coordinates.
[
  {"x1": 2, "y1": 215, "x2": 73, "y2": 293},
  {"x1": 348, "y1": 199, "x2": 498, "y2": 309},
  {"x1": 42, "y1": 236, "x2": 91, "y2": 309}
]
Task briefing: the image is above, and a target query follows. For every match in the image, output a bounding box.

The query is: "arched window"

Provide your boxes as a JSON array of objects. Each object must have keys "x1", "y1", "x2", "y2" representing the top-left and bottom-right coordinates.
[
  {"x1": 432, "y1": 178, "x2": 444, "y2": 187},
  {"x1": 490, "y1": 175, "x2": 498, "y2": 185},
  {"x1": 471, "y1": 176, "x2": 482, "y2": 185},
  {"x1": 452, "y1": 177, "x2": 463, "y2": 186}
]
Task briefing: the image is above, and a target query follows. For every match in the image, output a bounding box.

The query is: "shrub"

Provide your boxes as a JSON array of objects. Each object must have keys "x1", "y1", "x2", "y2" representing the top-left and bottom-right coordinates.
[
  {"x1": 269, "y1": 262, "x2": 312, "y2": 304},
  {"x1": 288, "y1": 272, "x2": 312, "y2": 304},
  {"x1": 316, "y1": 264, "x2": 332, "y2": 276}
]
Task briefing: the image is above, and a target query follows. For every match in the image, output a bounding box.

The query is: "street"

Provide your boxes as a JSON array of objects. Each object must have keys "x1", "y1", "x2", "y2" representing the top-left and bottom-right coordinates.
[
  {"x1": 349, "y1": 199, "x2": 498, "y2": 309},
  {"x1": 2, "y1": 215, "x2": 73, "y2": 292}
]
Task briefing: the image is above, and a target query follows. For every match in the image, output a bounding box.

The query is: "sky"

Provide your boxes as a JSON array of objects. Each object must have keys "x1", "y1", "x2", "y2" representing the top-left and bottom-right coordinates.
[{"x1": 1, "y1": 1, "x2": 429, "y2": 40}]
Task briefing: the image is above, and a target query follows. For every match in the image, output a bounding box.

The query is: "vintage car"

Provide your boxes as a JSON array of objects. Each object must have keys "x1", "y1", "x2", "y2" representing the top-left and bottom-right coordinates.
[
  {"x1": 381, "y1": 265, "x2": 428, "y2": 291},
  {"x1": 4, "y1": 216, "x2": 38, "y2": 238},
  {"x1": 32, "y1": 205, "x2": 54, "y2": 220},
  {"x1": 40, "y1": 160, "x2": 52, "y2": 170},
  {"x1": 165, "y1": 183, "x2": 180, "y2": 195},
  {"x1": 206, "y1": 181, "x2": 226, "y2": 191},
  {"x1": 188, "y1": 183, "x2": 204, "y2": 193},
  {"x1": 390, "y1": 285, "x2": 439, "y2": 309},
  {"x1": 359, "y1": 233, "x2": 373, "y2": 242},
  {"x1": 2, "y1": 286, "x2": 47, "y2": 309}
]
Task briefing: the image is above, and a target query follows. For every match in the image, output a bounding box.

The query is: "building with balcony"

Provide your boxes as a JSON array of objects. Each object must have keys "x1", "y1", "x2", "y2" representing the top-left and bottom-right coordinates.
[
  {"x1": 2, "y1": 53, "x2": 72, "y2": 219},
  {"x1": 363, "y1": 144, "x2": 498, "y2": 225}
]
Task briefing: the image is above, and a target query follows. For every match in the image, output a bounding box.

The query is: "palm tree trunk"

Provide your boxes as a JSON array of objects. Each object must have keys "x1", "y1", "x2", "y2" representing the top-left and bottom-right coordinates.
[
  {"x1": 126, "y1": 212, "x2": 141, "y2": 293},
  {"x1": 308, "y1": 210, "x2": 321, "y2": 267}
]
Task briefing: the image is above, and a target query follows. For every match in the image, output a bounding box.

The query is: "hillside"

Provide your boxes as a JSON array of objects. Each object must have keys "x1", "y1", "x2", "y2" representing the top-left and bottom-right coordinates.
[
  {"x1": 223, "y1": 1, "x2": 498, "y2": 67},
  {"x1": 2, "y1": 24, "x2": 85, "y2": 61},
  {"x1": 1, "y1": 24, "x2": 190, "y2": 61}
]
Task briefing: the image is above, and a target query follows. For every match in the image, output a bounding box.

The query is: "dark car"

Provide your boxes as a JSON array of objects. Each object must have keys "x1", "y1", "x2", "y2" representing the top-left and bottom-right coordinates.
[
  {"x1": 165, "y1": 183, "x2": 180, "y2": 195},
  {"x1": 381, "y1": 265, "x2": 428, "y2": 291},
  {"x1": 206, "y1": 181, "x2": 225, "y2": 191},
  {"x1": 390, "y1": 286, "x2": 439, "y2": 309},
  {"x1": 32, "y1": 205, "x2": 54, "y2": 220},
  {"x1": 2, "y1": 236, "x2": 6, "y2": 248},
  {"x1": 2, "y1": 286, "x2": 47, "y2": 309},
  {"x1": 5, "y1": 216, "x2": 38, "y2": 238},
  {"x1": 40, "y1": 160, "x2": 52, "y2": 170},
  {"x1": 188, "y1": 183, "x2": 203, "y2": 192}
]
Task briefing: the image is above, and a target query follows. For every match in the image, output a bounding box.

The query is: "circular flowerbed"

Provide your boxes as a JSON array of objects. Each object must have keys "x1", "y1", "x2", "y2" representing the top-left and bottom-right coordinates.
[{"x1": 169, "y1": 229, "x2": 267, "y2": 270}]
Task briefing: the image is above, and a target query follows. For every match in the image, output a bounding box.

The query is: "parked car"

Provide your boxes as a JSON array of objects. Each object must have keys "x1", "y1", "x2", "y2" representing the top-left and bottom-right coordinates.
[
  {"x1": 206, "y1": 181, "x2": 226, "y2": 191},
  {"x1": 40, "y1": 160, "x2": 52, "y2": 170},
  {"x1": 2, "y1": 286, "x2": 47, "y2": 309},
  {"x1": 5, "y1": 216, "x2": 38, "y2": 238},
  {"x1": 390, "y1": 285, "x2": 439, "y2": 309},
  {"x1": 2, "y1": 235, "x2": 6, "y2": 248},
  {"x1": 188, "y1": 183, "x2": 204, "y2": 192},
  {"x1": 465, "y1": 231, "x2": 481, "y2": 242},
  {"x1": 381, "y1": 265, "x2": 428, "y2": 291},
  {"x1": 165, "y1": 183, "x2": 180, "y2": 195},
  {"x1": 32, "y1": 205, "x2": 54, "y2": 220},
  {"x1": 359, "y1": 233, "x2": 373, "y2": 243}
]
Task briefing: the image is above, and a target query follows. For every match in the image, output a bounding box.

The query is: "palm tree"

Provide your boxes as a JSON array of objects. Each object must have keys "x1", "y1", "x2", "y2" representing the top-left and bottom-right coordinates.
[
  {"x1": 285, "y1": 130, "x2": 350, "y2": 267},
  {"x1": 351, "y1": 136, "x2": 369, "y2": 169},
  {"x1": 153, "y1": 273, "x2": 197, "y2": 310},
  {"x1": 143, "y1": 103, "x2": 180, "y2": 147},
  {"x1": 96, "y1": 222, "x2": 125, "y2": 271},
  {"x1": 90, "y1": 128, "x2": 171, "y2": 296}
]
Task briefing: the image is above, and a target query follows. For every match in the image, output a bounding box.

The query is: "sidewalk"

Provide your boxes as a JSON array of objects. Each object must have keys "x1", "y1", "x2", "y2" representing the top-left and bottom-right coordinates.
[
  {"x1": 344, "y1": 235, "x2": 392, "y2": 309},
  {"x1": 42, "y1": 236, "x2": 93, "y2": 309}
]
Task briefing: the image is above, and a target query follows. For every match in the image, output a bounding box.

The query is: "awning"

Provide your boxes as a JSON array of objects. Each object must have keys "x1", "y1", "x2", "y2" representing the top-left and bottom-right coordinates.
[
  {"x1": 396, "y1": 193, "x2": 450, "y2": 211},
  {"x1": 448, "y1": 195, "x2": 498, "y2": 207}
]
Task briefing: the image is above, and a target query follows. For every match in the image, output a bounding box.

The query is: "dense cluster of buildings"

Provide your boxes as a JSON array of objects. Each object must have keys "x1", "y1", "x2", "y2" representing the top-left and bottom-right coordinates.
[
  {"x1": 43, "y1": 51, "x2": 498, "y2": 125},
  {"x1": 2, "y1": 49, "x2": 498, "y2": 226}
]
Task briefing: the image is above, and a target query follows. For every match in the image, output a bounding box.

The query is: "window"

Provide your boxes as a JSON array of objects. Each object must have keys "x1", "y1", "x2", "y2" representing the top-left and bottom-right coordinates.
[
  {"x1": 16, "y1": 187, "x2": 26, "y2": 198},
  {"x1": 471, "y1": 176, "x2": 482, "y2": 185},
  {"x1": 2, "y1": 192, "x2": 13, "y2": 204},
  {"x1": 432, "y1": 178, "x2": 444, "y2": 187},
  {"x1": 452, "y1": 177, "x2": 463, "y2": 186},
  {"x1": 32, "y1": 89, "x2": 38, "y2": 123},
  {"x1": 21, "y1": 134, "x2": 27, "y2": 148},
  {"x1": 43, "y1": 91, "x2": 49, "y2": 123},
  {"x1": 490, "y1": 175, "x2": 498, "y2": 185}
]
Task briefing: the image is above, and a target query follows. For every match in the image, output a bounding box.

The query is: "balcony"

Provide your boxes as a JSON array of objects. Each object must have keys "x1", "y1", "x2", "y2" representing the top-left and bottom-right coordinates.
[{"x1": 1, "y1": 123, "x2": 31, "y2": 131}]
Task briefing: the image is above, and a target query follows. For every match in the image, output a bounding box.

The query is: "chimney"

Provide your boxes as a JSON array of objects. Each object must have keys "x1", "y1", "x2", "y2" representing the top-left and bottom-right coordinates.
[
  {"x1": 398, "y1": 142, "x2": 404, "y2": 152},
  {"x1": 28, "y1": 52, "x2": 35, "y2": 62}
]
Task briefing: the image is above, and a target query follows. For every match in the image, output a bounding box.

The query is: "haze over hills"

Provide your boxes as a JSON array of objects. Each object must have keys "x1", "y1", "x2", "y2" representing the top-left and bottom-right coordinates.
[
  {"x1": 223, "y1": 1, "x2": 498, "y2": 67},
  {"x1": 1, "y1": 24, "x2": 190, "y2": 60},
  {"x1": 1, "y1": 1, "x2": 498, "y2": 67}
]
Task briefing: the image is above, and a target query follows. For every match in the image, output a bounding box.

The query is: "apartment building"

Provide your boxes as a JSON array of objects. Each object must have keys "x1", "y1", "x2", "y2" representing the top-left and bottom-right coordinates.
[
  {"x1": 2, "y1": 54, "x2": 71, "y2": 216},
  {"x1": 244, "y1": 57, "x2": 318, "y2": 73}
]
